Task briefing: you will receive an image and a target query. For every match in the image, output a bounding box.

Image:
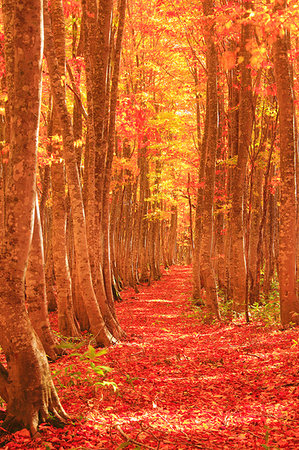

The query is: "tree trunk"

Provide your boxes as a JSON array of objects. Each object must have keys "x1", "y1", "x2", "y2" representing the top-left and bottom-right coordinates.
[
  {"x1": 138, "y1": 145, "x2": 150, "y2": 282},
  {"x1": 101, "y1": 0, "x2": 127, "y2": 313},
  {"x1": 0, "y1": 118, "x2": 5, "y2": 253},
  {"x1": 192, "y1": 71, "x2": 207, "y2": 301},
  {"x1": 51, "y1": 161, "x2": 80, "y2": 337},
  {"x1": 26, "y1": 196, "x2": 60, "y2": 360},
  {"x1": 273, "y1": 1, "x2": 299, "y2": 326},
  {"x1": 225, "y1": 52, "x2": 240, "y2": 301},
  {"x1": 44, "y1": 1, "x2": 114, "y2": 346},
  {"x1": 214, "y1": 91, "x2": 226, "y2": 291},
  {"x1": 48, "y1": 0, "x2": 81, "y2": 338},
  {"x1": 248, "y1": 166, "x2": 263, "y2": 304},
  {"x1": 44, "y1": 208, "x2": 57, "y2": 312},
  {"x1": 168, "y1": 205, "x2": 178, "y2": 266},
  {"x1": 0, "y1": 0, "x2": 68, "y2": 433},
  {"x1": 198, "y1": 0, "x2": 220, "y2": 320},
  {"x1": 230, "y1": 1, "x2": 253, "y2": 313},
  {"x1": 82, "y1": 0, "x2": 124, "y2": 339}
]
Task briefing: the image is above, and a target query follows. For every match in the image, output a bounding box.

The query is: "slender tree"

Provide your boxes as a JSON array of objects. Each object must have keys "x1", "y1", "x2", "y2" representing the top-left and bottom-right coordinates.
[
  {"x1": 0, "y1": 0, "x2": 68, "y2": 432},
  {"x1": 44, "y1": 1, "x2": 115, "y2": 346},
  {"x1": 198, "y1": 0, "x2": 220, "y2": 320},
  {"x1": 273, "y1": 0, "x2": 299, "y2": 326},
  {"x1": 49, "y1": 0, "x2": 80, "y2": 337},
  {"x1": 230, "y1": 0, "x2": 254, "y2": 314},
  {"x1": 26, "y1": 196, "x2": 61, "y2": 359}
]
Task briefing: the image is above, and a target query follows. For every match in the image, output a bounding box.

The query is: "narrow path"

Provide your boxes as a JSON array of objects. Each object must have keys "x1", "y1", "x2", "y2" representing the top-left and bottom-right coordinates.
[
  {"x1": 3, "y1": 266, "x2": 299, "y2": 449},
  {"x1": 97, "y1": 266, "x2": 299, "y2": 449}
]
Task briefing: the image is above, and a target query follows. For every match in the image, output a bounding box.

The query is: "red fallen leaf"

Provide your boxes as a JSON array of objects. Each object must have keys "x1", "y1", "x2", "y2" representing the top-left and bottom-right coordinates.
[
  {"x1": 2, "y1": 266, "x2": 299, "y2": 449},
  {"x1": 14, "y1": 429, "x2": 31, "y2": 438},
  {"x1": 47, "y1": 436, "x2": 61, "y2": 443}
]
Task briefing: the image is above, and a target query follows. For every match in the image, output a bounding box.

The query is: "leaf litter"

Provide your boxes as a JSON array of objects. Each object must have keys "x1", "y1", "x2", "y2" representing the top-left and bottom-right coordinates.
[{"x1": 1, "y1": 266, "x2": 298, "y2": 449}]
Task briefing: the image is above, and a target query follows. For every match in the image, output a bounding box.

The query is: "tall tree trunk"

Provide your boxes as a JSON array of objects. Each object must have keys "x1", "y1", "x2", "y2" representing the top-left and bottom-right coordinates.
[
  {"x1": 0, "y1": 0, "x2": 68, "y2": 433},
  {"x1": 26, "y1": 196, "x2": 60, "y2": 360},
  {"x1": 263, "y1": 184, "x2": 276, "y2": 300},
  {"x1": 82, "y1": 0, "x2": 124, "y2": 339},
  {"x1": 0, "y1": 116, "x2": 5, "y2": 252},
  {"x1": 214, "y1": 91, "x2": 226, "y2": 291},
  {"x1": 294, "y1": 38, "x2": 299, "y2": 300},
  {"x1": 248, "y1": 165, "x2": 263, "y2": 304},
  {"x1": 51, "y1": 161, "x2": 80, "y2": 336},
  {"x1": 273, "y1": 0, "x2": 299, "y2": 326},
  {"x1": 138, "y1": 145, "x2": 150, "y2": 282},
  {"x1": 48, "y1": 0, "x2": 80, "y2": 338},
  {"x1": 102, "y1": 0, "x2": 127, "y2": 308},
  {"x1": 230, "y1": 1, "x2": 253, "y2": 314},
  {"x1": 225, "y1": 54, "x2": 240, "y2": 301},
  {"x1": 192, "y1": 70, "x2": 207, "y2": 301},
  {"x1": 44, "y1": 208, "x2": 57, "y2": 312},
  {"x1": 44, "y1": 1, "x2": 114, "y2": 346},
  {"x1": 168, "y1": 205, "x2": 178, "y2": 266},
  {"x1": 198, "y1": 0, "x2": 220, "y2": 320}
]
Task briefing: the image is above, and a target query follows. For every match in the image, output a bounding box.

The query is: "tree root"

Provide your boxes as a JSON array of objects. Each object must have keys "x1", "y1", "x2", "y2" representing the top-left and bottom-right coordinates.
[{"x1": 0, "y1": 378, "x2": 70, "y2": 437}]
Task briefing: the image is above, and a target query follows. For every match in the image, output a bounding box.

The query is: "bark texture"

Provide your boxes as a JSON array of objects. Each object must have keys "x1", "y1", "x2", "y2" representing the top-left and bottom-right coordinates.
[
  {"x1": 26, "y1": 196, "x2": 60, "y2": 360},
  {"x1": 273, "y1": 4, "x2": 299, "y2": 325},
  {"x1": 198, "y1": 0, "x2": 220, "y2": 320},
  {"x1": 0, "y1": 0, "x2": 68, "y2": 433},
  {"x1": 44, "y1": 2, "x2": 114, "y2": 346},
  {"x1": 230, "y1": 1, "x2": 253, "y2": 313}
]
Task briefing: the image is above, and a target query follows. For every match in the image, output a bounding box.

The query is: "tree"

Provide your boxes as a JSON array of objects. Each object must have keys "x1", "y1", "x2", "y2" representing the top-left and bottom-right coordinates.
[
  {"x1": 273, "y1": 0, "x2": 299, "y2": 326},
  {"x1": 44, "y1": 0, "x2": 116, "y2": 346},
  {"x1": 26, "y1": 196, "x2": 61, "y2": 359},
  {"x1": 0, "y1": 0, "x2": 67, "y2": 432},
  {"x1": 49, "y1": 0, "x2": 80, "y2": 337},
  {"x1": 229, "y1": 0, "x2": 254, "y2": 315},
  {"x1": 198, "y1": 0, "x2": 220, "y2": 320}
]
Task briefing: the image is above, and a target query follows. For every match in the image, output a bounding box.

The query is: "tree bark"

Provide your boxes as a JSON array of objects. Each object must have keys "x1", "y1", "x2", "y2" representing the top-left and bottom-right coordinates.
[
  {"x1": 51, "y1": 162, "x2": 80, "y2": 337},
  {"x1": 48, "y1": 0, "x2": 80, "y2": 338},
  {"x1": 0, "y1": 0, "x2": 68, "y2": 433},
  {"x1": 192, "y1": 71, "x2": 207, "y2": 301},
  {"x1": 273, "y1": 1, "x2": 299, "y2": 326},
  {"x1": 230, "y1": 1, "x2": 253, "y2": 313},
  {"x1": 44, "y1": 1, "x2": 115, "y2": 346},
  {"x1": 198, "y1": 0, "x2": 220, "y2": 320},
  {"x1": 26, "y1": 196, "x2": 60, "y2": 360}
]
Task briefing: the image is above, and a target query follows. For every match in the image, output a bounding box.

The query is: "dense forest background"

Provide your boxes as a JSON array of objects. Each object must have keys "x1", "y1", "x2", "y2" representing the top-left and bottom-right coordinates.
[{"x1": 0, "y1": 0, "x2": 298, "y2": 443}]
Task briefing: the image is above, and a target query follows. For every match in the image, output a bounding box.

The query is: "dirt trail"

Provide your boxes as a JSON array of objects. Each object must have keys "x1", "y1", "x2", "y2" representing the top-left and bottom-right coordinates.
[{"x1": 2, "y1": 266, "x2": 299, "y2": 449}]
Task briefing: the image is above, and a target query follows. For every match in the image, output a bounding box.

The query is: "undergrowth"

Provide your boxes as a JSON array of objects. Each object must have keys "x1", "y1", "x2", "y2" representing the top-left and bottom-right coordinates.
[
  {"x1": 191, "y1": 277, "x2": 281, "y2": 326},
  {"x1": 52, "y1": 341, "x2": 117, "y2": 393}
]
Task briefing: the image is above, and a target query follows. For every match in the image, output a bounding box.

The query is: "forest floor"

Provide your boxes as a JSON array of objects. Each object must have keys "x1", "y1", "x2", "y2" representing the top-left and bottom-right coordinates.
[{"x1": 1, "y1": 266, "x2": 299, "y2": 449}]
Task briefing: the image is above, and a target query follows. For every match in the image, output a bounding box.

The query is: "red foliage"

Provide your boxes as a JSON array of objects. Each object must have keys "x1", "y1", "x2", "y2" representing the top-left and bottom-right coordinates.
[
  {"x1": 62, "y1": 0, "x2": 81, "y2": 18},
  {"x1": 1, "y1": 267, "x2": 298, "y2": 449}
]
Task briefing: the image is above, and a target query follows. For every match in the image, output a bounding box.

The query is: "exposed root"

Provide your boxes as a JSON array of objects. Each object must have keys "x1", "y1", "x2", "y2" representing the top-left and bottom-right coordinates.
[
  {"x1": 0, "y1": 377, "x2": 70, "y2": 437},
  {"x1": 1, "y1": 404, "x2": 69, "y2": 437}
]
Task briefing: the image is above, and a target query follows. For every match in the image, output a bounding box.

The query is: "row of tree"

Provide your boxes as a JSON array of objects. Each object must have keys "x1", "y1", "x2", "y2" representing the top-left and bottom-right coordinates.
[
  {"x1": 187, "y1": 0, "x2": 299, "y2": 325},
  {"x1": 108, "y1": 0, "x2": 299, "y2": 325},
  {"x1": 0, "y1": 0, "x2": 298, "y2": 434}
]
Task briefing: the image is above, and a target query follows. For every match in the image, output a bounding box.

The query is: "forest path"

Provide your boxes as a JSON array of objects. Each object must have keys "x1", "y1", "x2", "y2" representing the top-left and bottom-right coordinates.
[
  {"x1": 3, "y1": 266, "x2": 299, "y2": 449},
  {"x1": 100, "y1": 265, "x2": 299, "y2": 449}
]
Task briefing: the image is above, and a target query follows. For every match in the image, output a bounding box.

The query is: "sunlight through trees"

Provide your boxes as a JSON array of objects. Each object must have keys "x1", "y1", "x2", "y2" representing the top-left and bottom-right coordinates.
[{"x1": 0, "y1": 0, "x2": 298, "y2": 444}]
